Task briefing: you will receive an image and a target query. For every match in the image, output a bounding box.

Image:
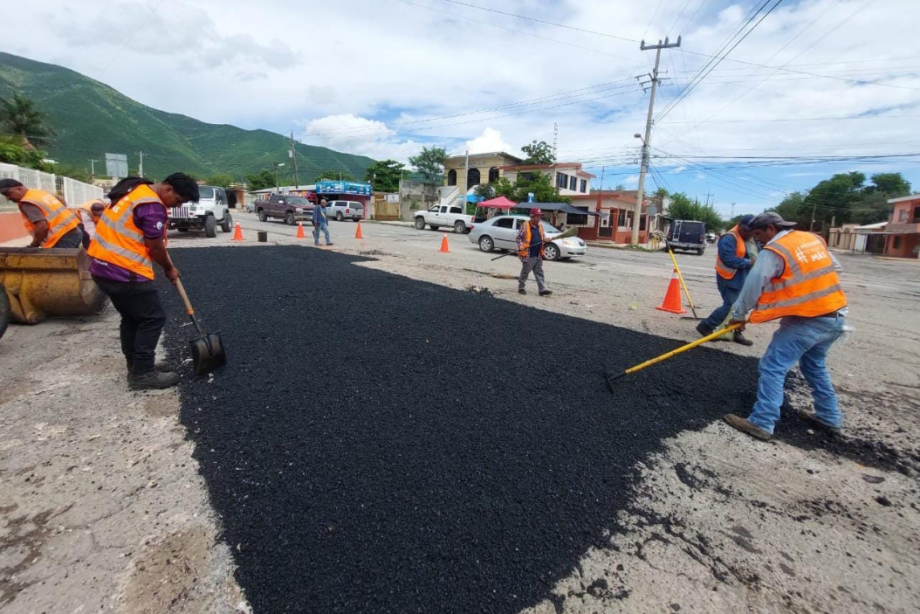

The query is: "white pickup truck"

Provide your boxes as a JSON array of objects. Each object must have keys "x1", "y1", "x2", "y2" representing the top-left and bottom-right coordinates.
[{"x1": 413, "y1": 204, "x2": 475, "y2": 233}]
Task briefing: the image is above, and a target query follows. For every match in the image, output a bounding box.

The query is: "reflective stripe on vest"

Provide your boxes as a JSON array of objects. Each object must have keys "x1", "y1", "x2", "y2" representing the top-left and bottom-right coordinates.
[
  {"x1": 19, "y1": 189, "x2": 81, "y2": 248},
  {"x1": 749, "y1": 231, "x2": 847, "y2": 323},
  {"x1": 518, "y1": 221, "x2": 545, "y2": 258},
  {"x1": 87, "y1": 185, "x2": 164, "y2": 280},
  {"x1": 714, "y1": 226, "x2": 746, "y2": 280}
]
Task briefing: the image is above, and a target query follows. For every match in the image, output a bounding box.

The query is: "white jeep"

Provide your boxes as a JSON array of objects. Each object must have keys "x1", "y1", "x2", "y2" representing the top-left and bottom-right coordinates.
[{"x1": 168, "y1": 185, "x2": 234, "y2": 238}]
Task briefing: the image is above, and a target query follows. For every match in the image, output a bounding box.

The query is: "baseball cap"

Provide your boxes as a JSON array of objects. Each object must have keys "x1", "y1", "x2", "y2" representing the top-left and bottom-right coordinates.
[
  {"x1": 529, "y1": 208, "x2": 543, "y2": 215},
  {"x1": 0, "y1": 178, "x2": 24, "y2": 193},
  {"x1": 738, "y1": 214, "x2": 755, "y2": 231},
  {"x1": 749, "y1": 211, "x2": 797, "y2": 230}
]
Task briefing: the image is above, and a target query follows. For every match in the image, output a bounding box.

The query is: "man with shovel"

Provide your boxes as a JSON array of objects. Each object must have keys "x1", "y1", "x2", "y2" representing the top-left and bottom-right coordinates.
[
  {"x1": 88, "y1": 174, "x2": 199, "y2": 390},
  {"x1": 723, "y1": 212, "x2": 848, "y2": 441}
]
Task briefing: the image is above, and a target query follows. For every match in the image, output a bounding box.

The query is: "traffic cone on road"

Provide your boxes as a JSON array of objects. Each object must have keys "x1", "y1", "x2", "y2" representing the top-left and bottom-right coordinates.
[
  {"x1": 231, "y1": 223, "x2": 244, "y2": 241},
  {"x1": 655, "y1": 269, "x2": 687, "y2": 314},
  {"x1": 355, "y1": 221, "x2": 364, "y2": 239},
  {"x1": 296, "y1": 223, "x2": 306, "y2": 239},
  {"x1": 439, "y1": 234, "x2": 450, "y2": 253}
]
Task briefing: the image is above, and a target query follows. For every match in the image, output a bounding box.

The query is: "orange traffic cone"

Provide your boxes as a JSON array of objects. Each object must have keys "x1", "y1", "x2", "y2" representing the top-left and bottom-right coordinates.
[
  {"x1": 231, "y1": 223, "x2": 244, "y2": 241},
  {"x1": 355, "y1": 221, "x2": 364, "y2": 239},
  {"x1": 296, "y1": 223, "x2": 306, "y2": 239},
  {"x1": 656, "y1": 269, "x2": 687, "y2": 314},
  {"x1": 439, "y1": 234, "x2": 450, "y2": 253}
]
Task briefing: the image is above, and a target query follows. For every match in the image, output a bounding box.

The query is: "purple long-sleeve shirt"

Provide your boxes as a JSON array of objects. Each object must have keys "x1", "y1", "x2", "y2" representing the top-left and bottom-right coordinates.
[{"x1": 89, "y1": 203, "x2": 168, "y2": 282}]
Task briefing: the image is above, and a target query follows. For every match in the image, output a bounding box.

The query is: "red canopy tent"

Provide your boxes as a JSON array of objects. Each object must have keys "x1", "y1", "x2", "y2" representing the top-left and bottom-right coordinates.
[{"x1": 476, "y1": 196, "x2": 517, "y2": 209}]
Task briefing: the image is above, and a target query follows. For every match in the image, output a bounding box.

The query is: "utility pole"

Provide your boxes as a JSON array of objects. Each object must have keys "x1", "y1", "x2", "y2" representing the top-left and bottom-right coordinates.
[
  {"x1": 464, "y1": 149, "x2": 469, "y2": 210},
  {"x1": 88, "y1": 159, "x2": 98, "y2": 182},
  {"x1": 138, "y1": 151, "x2": 144, "y2": 178},
  {"x1": 632, "y1": 36, "x2": 681, "y2": 246},
  {"x1": 731, "y1": 202, "x2": 736, "y2": 219},
  {"x1": 290, "y1": 132, "x2": 299, "y2": 188},
  {"x1": 810, "y1": 199, "x2": 818, "y2": 232},
  {"x1": 553, "y1": 123, "x2": 559, "y2": 197}
]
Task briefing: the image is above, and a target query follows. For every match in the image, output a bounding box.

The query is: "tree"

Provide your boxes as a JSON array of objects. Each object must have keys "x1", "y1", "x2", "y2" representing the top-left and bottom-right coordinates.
[
  {"x1": 246, "y1": 170, "x2": 276, "y2": 191},
  {"x1": 364, "y1": 159, "x2": 406, "y2": 192},
  {"x1": 665, "y1": 191, "x2": 724, "y2": 232},
  {"x1": 866, "y1": 172, "x2": 911, "y2": 197},
  {"x1": 492, "y1": 171, "x2": 570, "y2": 205},
  {"x1": 205, "y1": 173, "x2": 235, "y2": 188},
  {"x1": 0, "y1": 92, "x2": 56, "y2": 148},
  {"x1": 408, "y1": 146, "x2": 447, "y2": 183},
  {"x1": 521, "y1": 140, "x2": 555, "y2": 165},
  {"x1": 313, "y1": 170, "x2": 356, "y2": 182},
  {"x1": 473, "y1": 183, "x2": 495, "y2": 200},
  {"x1": 0, "y1": 136, "x2": 46, "y2": 168},
  {"x1": 772, "y1": 191, "x2": 810, "y2": 228}
]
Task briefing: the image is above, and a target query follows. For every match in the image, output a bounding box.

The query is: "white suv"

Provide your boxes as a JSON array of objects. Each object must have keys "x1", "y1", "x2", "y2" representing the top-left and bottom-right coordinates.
[
  {"x1": 168, "y1": 185, "x2": 233, "y2": 238},
  {"x1": 327, "y1": 200, "x2": 364, "y2": 222}
]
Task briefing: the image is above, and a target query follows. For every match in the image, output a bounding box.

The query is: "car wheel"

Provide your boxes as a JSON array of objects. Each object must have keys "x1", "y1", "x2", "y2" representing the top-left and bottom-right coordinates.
[
  {"x1": 414, "y1": 217, "x2": 426, "y2": 230},
  {"x1": 544, "y1": 243, "x2": 561, "y2": 261},
  {"x1": 0, "y1": 283, "x2": 10, "y2": 342},
  {"x1": 258, "y1": 209, "x2": 268, "y2": 222},
  {"x1": 221, "y1": 212, "x2": 233, "y2": 232},
  {"x1": 205, "y1": 215, "x2": 217, "y2": 238},
  {"x1": 478, "y1": 235, "x2": 494, "y2": 252},
  {"x1": 336, "y1": 212, "x2": 344, "y2": 221},
  {"x1": 285, "y1": 212, "x2": 295, "y2": 225},
  {"x1": 697, "y1": 248, "x2": 705, "y2": 256},
  {"x1": 431, "y1": 225, "x2": 440, "y2": 231},
  {"x1": 454, "y1": 221, "x2": 466, "y2": 234},
  {"x1": 177, "y1": 228, "x2": 189, "y2": 232}
]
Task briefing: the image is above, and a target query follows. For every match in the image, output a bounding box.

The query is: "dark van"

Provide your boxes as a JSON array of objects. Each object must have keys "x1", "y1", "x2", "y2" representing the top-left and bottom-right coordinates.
[{"x1": 666, "y1": 219, "x2": 707, "y2": 255}]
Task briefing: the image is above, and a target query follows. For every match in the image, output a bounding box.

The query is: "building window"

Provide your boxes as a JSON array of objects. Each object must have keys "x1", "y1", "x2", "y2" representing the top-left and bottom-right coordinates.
[
  {"x1": 900, "y1": 209, "x2": 908, "y2": 222},
  {"x1": 893, "y1": 236, "x2": 902, "y2": 249},
  {"x1": 488, "y1": 167, "x2": 500, "y2": 183},
  {"x1": 601, "y1": 212, "x2": 611, "y2": 227},
  {"x1": 569, "y1": 176, "x2": 577, "y2": 190},
  {"x1": 618, "y1": 209, "x2": 628, "y2": 227},
  {"x1": 557, "y1": 173, "x2": 568, "y2": 189},
  {"x1": 568, "y1": 207, "x2": 589, "y2": 226},
  {"x1": 447, "y1": 169, "x2": 457, "y2": 186},
  {"x1": 467, "y1": 168, "x2": 481, "y2": 186},
  {"x1": 580, "y1": 179, "x2": 587, "y2": 193},
  {"x1": 913, "y1": 206, "x2": 920, "y2": 223},
  {"x1": 640, "y1": 215, "x2": 647, "y2": 231}
]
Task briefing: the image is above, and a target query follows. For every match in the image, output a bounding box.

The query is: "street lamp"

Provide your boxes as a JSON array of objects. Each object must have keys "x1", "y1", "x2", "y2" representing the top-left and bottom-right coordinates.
[{"x1": 275, "y1": 163, "x2": 285, "y2": 191}]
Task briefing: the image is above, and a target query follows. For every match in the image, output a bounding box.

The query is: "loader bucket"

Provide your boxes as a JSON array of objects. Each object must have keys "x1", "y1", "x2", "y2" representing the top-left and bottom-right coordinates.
[{"x1": 0, "y1": 248, "x2": 107, "y2": 324}]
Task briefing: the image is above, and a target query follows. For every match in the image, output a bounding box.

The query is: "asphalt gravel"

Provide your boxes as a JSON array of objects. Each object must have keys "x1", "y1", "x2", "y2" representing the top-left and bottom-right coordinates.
[{"x1": 160, "y1": 245, "x2": 835, "y2": 613}]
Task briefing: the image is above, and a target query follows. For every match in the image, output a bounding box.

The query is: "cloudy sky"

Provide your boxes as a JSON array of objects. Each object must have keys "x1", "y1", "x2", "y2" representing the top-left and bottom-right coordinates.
[{"x1": 5, "y1": 0, "x2": 920, "y2": 214}]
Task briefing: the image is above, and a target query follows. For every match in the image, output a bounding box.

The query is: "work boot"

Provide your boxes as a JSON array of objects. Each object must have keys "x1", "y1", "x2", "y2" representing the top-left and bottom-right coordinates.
[
  {"x1": 129, "y1": 370, "x2": 180, "y2": 391},
  {"x1": 126, "y1": 360, "x2": 176, "y2": 379},
  {"x1": 732, "y1": 332, "x2": 754, "y2": 346},
  {"x1": 539, "y1": 289, "x2": 553, "y2": 297},
  {"x1": 518, "y1": 289, "x2": 526, "y2": 295},
  {"x1": 696, "y1": 322, "x2": 714, "y2": 337},
  {"x1": 798, "y1": 410, "x2": 843, "y2": 436},
  {"x1": 723, "y1": 414, "x2": 772, "y2": 441}
]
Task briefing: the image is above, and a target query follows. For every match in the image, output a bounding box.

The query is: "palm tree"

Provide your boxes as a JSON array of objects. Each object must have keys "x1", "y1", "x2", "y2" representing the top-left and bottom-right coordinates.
[{"x1": 0, "y1": 92, "x2": 56, "y2": 149}]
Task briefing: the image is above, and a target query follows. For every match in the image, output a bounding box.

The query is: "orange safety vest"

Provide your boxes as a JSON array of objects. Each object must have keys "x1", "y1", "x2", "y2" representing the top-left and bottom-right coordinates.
[
  {"x1": 19, "y1": 189, "x2": 81, "y2": 248},
  {"x1": 87, "y1": 185, "x2": 165, "y2": 280},
  {"x1": 715, "y1": 225, "x2": 747, "y2": 280},
  {"x1": 518, "y1": 221, "x2": 546, "y2": 259},
  {"x1": 72, "y1": 199, "x2": 106, "y2": 224},
  {"x1": 749, "y1": 230, "x2": 847, "y2": 323}
]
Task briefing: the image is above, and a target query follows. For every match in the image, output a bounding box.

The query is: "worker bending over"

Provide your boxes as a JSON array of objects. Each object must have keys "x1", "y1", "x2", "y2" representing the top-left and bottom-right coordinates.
[
  {"x1": 517, "y1": 208, "x2": 552, "y2": 296},
  {"x1": 724, "y1": 212, "x2": 848, "y2": 441},
  {"x1": 0, "y1": 179, "x2": 83, "y2": 249},
  {"x1": 88, "y1": 174, "x2": 199, "y2": 390},
  {"x1": 697, "y1": 215, "x2": 755, "y2": 346},
  {"x1": 73, "y1": 198, "x2": 107, "y2": 247}
]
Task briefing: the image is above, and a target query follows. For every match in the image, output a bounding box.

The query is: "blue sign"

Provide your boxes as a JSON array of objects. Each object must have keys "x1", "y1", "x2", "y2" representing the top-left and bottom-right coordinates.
[
  {"x1": 315, "y1": 181, "x2": 372, "y2": 196},
  {"x1": 527, "y1": 192, "x2": 535, "y2": 203}
]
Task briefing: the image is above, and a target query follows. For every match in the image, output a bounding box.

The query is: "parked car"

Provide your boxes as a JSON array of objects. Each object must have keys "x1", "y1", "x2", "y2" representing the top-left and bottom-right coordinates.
[
  {"x1": 327, "y1": 200, "x2": 364, "y2": 222},
  {"x1": 168, "y1": 185, "x2": 233, "y2": 238},
  {"x1": 468, "y1": 215, "x2": 587, "y2": 261},
  {"x1": 666, "y1": 220, "x2": 707, "y2": 255},
  {"x1": 254, "y1": 194, "x2": 314, "y2": 225},
  {"x1": 705, "y1": 232, "x2": 718, "y2": 244},
  {"x1": 414, "y1": 204, "x2": 475, "y2": 233}
]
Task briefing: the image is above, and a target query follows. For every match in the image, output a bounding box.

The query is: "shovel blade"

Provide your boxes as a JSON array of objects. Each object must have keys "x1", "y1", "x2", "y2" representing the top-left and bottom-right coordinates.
[{"x1": 190, "y1": 333, "x2": 227, "y2": 376}]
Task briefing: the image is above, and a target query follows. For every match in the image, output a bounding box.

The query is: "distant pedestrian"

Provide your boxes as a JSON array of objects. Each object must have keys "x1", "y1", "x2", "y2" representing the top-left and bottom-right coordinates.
[
  {"x1": 312, "y1": 198, "x2": 333, "y2": 246},
  {"x1": 723, "y1": 212, "x2": 848, "y2": 441},
  {"x1": 0, "y1": 179, "x2": 83, "y2": 249},
  {"x1": 516, "y1": 208, "x2": 552, "y2": 296},
  {"x1": 697, "y1": 214, "x2": 756, "y2": 346}
]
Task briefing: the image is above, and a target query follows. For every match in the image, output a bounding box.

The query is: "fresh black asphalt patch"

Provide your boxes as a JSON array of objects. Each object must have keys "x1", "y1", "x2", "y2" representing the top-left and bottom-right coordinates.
[{"x1": 159, "y1": 245, "x2": 886, "y2": 613}]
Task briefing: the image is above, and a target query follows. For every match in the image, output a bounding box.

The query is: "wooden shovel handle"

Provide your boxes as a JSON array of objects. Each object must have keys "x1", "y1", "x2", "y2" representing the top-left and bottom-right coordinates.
[{"x1": 174, "y1": 278, "x2": 195, "y2": 316}]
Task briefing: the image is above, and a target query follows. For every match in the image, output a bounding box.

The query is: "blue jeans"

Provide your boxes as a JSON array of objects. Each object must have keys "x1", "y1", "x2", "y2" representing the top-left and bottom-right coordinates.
[
  {"x1": 702, "y1": 278, "x2": 740, "y2": 329},
  {"x1": 747, "y1": 316, "x2": 846, "y2": 434},
  {"x1": 314, "y1": 222, "x2": 331, "y2": 245}
]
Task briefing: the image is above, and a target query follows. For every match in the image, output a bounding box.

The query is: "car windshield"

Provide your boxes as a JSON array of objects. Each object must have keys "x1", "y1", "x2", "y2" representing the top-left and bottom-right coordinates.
[
  {"x1": 287, "y1": 197, "x2": 310, "y2": 205},
  {"x1": 198, "y1": 187, "x2": 215, "y2": 199},
  {"x1": 540, "y1": 221, "x2": 560, "y2": 234}
]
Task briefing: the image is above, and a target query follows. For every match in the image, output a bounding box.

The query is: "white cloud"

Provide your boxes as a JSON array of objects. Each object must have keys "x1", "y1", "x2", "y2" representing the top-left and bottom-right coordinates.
[
  {"x1": 464, "y1": 128, "x2": 514, "y2": 156},
  {"x1": 624, "y1": 175, "x2": 639, "y2": 187},
  {"x1": 303, "y1": 114, "x2": 426, "y2": 162}
]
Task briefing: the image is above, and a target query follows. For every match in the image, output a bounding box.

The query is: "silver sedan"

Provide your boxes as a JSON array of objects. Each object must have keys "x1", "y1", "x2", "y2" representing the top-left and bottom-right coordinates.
[{"x1": 468, "y1": 215, "x2": 587, "y2": 260}]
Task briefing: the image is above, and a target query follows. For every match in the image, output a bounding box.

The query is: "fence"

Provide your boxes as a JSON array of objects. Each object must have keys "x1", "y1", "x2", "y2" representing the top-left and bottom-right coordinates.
[{"x1": 0, "y1": 162, "x2": 103, "y2": 212}]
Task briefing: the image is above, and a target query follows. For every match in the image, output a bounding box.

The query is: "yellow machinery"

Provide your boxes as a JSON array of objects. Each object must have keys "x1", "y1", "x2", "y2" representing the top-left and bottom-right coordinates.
[{"x1": 0, "y1": 248, "x2": 107, "y2": 325}]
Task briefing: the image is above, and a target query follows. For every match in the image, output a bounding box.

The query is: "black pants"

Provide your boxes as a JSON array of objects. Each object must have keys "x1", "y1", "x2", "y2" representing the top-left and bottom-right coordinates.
[{"x1": 92, "y1": 276, "x2": 166, "y2": 374}]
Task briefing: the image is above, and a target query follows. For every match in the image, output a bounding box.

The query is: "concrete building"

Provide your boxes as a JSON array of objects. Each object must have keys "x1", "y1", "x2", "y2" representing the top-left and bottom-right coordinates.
[
  {"x1": 884, "y1": 194, "x2": 920, "y2": 259},
  {"x1": 570, "y1": 190, "x2": 655, "y2": 244},
  {"x1": 499, "y1": 162, "x2": 594, "y2": 196},
  {"x1": 443, "y1": 152, "x2": 523, "y2": 192}
]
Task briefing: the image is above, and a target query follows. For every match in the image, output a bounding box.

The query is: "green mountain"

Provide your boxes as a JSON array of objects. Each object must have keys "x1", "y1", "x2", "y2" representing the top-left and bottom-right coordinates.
[{"x1": 0, "y1": 52, "x2": 374, "y2": 183}]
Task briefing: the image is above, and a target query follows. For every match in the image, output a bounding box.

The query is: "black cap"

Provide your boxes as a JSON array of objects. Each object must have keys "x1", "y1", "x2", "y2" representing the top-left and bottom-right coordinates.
[
  {"x1": 0, "y1": 178, "x2": 24, "y2": 193},
  {"x1": 749, "y1": 212, "x2": 797, "y2": 230},
  {"x1": 738, "y1": 214, "x2": 755, "y2": 231}
]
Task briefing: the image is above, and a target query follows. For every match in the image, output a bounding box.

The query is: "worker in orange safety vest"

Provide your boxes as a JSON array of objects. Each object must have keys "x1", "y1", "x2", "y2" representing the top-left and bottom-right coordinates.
[
  {"x1": 0, "y1": 179, "x2": 83, "y2": 248},
  {"x1": 697, "y1": 214, "x2": 756, "y2": 346},
  {"x1": 516, "y1": 208, "x2": 553, "y2": 297},
  {"x1": 723, "y1": 212, "x2": 848, "y2": 441}
]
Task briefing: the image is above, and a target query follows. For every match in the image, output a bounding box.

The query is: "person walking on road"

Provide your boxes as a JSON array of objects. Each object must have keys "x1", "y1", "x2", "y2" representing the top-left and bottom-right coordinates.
[
  {"x1": 312, "y1": 198, "x2": 333, "y2": 246},
  {"x1": 0, "y1": 179, "x2": 83, "y2": 249},
  {"x1": 87, "y1": 174, "x2": 199, "y2": 390},
  {"x1": 723, "y1": 212, "x2": 848, "y2": 441},
  {"x1": 517, "y1": 208, "x2": 552, "y2": 297},
  {"x1": 697, "y1": 214, "x2": 756, "y2": 346}
]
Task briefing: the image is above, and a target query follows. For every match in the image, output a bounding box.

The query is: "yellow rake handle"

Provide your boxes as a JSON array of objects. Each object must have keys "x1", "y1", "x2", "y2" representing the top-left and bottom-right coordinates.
[{"x1": 668, "y1": 248, "x2": 698, "y2": 317}]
